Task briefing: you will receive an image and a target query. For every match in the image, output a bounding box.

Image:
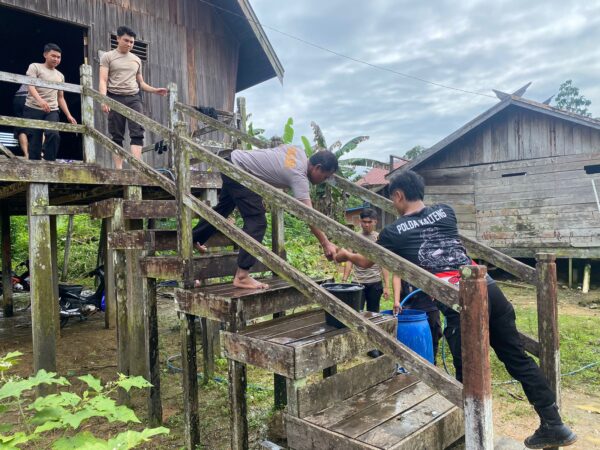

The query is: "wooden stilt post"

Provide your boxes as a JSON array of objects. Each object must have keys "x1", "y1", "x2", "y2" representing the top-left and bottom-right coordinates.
[
  {"x1": 172, "y1": 83, "x2": 201, "y2": 449},
  {"x1": 201, "y1": 317, "x2": 215, "y2": 383},
  {"x1": 61, "y1": 214, "x2": 74, "y2": 282},
  {"x1": 567, "y1": 258, "x2": 573, "y2": 289},
  {"x1": 50, "y1": 216, "x2": 60, "y2": 338},
  {"x1": 80, "y1": 64, "x2": 95, "y2": 164},
  {"x1": 460, "y1": 264, "x2": 493, "y2": 450},
  {"x1": 228, "y1": 318, "x2": 249, "y2": 450},
  {"x1": 104, "y1": 216, "x2": 118, "y2": 329},
  {"x1": 536, "y1": 253, "x2": 561, "y2": 408},
  {"x1": 125, "y1": 186, "x2": 146, "y2": 378},
  {"x1": 113, "y1": 199, "x2": 129, "y2": 404},
  {"x1": 144, "y1": 218, "x2": 161, "y2": 425},
  {"x1": 27, "y1": 184, "x2": 57, "y2": 388},
  {"x1": 271, "y1": 206, "x2": 287, "y2": 409},
  {"x1": 1, "y1": 208, "x2": 13, "y2": 318},
  {"x1": 582, "y1": 263, "x2": 591, "y2": 294}
]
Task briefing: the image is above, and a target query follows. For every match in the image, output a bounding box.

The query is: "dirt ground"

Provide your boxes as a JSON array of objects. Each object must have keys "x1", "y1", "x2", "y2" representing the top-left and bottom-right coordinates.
[{"x1": 0, "y1": 284, "x2": 598, "y2": 449}]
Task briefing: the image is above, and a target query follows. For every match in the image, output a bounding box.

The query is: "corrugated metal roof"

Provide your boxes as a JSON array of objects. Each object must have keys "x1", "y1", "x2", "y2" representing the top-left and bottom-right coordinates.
[{"x1": 356, "y1": 160, "x2": 408, "y2": 187}]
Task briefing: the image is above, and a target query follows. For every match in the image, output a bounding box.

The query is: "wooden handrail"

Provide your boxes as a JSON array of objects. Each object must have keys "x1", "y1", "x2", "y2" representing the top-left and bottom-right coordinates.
[
  {"x1": 0, "y1": 115, "x2": 85, "y2": 134},
  {"x1": 176, "y1": 103, "x2": 538, "y2": 285},
  {"x1": 0, "y1": 71, "x2": 82, "y2": 94}
]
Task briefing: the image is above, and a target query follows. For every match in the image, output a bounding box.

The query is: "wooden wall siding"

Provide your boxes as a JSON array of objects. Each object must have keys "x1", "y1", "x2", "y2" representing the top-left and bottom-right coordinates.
[
  {"x1": 474, "y1": 153, "x2": 600, "y2": 257},
  {"x1": 420, "y1": 167, "x2": 476, "y2": 239},
  {"x1": 419, "y1": 107, "x2": 600, "y2": 171},
  {"x1": 1, "y1": 0, "x2": 240, "y2": 168}
]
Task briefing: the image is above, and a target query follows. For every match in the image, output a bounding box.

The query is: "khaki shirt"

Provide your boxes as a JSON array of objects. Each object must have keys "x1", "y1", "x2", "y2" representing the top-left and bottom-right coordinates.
[
  {"x1": 100, "y1": 49, "x2": 142, "y2": 95},
  {"x1": 25, "y1": 63, "x2": 64, "y2": 111},
  {"x1": 352, "y1": 232, "x2": 383, "y2": 284}
]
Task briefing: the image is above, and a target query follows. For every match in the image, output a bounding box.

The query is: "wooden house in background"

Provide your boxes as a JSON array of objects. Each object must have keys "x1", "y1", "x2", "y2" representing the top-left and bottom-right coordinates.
[
  {"x1": 388, "y1": 93, "x2": 600, "y2": 260},
  {"x1": 0, "y1": 0, "x2": 283, "y2": 167}
]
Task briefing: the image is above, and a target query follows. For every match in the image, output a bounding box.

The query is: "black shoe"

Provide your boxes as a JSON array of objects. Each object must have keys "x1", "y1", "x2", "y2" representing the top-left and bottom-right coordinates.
[
  {"x1": 524, "y1": 404, "x2": 577, "y2": 449},
  {"x1": 367, "y1": 350, "x2": 382, "y2": 358}
]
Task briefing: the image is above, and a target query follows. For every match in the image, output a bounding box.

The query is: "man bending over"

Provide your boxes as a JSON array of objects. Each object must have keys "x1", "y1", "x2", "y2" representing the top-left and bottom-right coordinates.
[{"x1": 192, "y1": 146, "x2": 338, "y2": 290}]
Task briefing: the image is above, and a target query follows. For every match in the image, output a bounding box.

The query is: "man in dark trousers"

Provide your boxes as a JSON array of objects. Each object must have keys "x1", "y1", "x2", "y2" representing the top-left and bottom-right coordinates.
[
  {"x1": 23, "y1": 43, "x2": 77, "y2": 160},
  {"x1": 193, "y1": 145, "x2": 338, "y2": 290},
  {"x1": 334, "y1": 170, "x2": 576, "y2": 449}
]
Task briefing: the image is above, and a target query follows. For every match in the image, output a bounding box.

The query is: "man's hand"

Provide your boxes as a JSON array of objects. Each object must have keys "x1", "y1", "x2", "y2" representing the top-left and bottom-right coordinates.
[
  {"x1": 322, "y1": 241, "x2": 337, "y2": 261},
  {"x1": 38, "y1": 100, "x2": 51, "y2": 113},
  {"x1": 101, "y1": 104, "x2": 110, "y2": 113},
  {"x1": 66, "y1": 115, "x2": 77, "y2": 125},
  {"x1": 383, "y1": 287, "x2": 390, "y2": 300},
  {"x1": 393, "y1": 300, "x2": 402, "y2": 316},
  {"x1": 334, "y1": 248, "x2": 350, "y2": 263},
  {"x1": 154, "y1": 87, "x2": 168, "y2": 96}
]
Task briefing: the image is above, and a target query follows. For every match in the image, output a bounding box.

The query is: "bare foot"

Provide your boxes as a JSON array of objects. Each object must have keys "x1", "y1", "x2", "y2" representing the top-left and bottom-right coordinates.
[
  {"x1": 233, "y1": 276, "x2": 269, "y2": 290},
  {"x1": 195, "y1": 243, "x2": 207, "y2": 253}
]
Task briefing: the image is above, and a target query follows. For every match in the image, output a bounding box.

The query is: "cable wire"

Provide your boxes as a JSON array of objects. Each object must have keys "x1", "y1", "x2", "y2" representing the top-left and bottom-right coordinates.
[{"x1": 197, "y1": 0, "x2": 496, "y2": 99}]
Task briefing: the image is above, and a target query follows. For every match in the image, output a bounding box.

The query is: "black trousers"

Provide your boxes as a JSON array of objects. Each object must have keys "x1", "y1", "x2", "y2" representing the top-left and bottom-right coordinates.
[
  {"x1": 12, "y1": 95, "x2": 27, "y2": 139},
  {"x1": 23, "y1": 106, "x2": 60, "y2": 161},
  {"x1": 360, "y1": 281, "x2": 383, "y2": 313},
  {"x1": 436, "y1": 281, "x2": 556, "y2": 408},
  {"x1": 107, "y1": 93, "x2": 145, "y2": 146},
  {"x1": 192, "y1": 174, "x2": 266, "y2": 270}
]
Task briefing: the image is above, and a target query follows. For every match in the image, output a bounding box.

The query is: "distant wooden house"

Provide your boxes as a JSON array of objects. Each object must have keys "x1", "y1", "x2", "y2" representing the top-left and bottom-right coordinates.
[
  {"x1": 387, "y1": 94, "x2": 600, "y2": 259},
  {"x1": 0, "y1": 0, "x2": 283, "y2": 167},
  {"x1": 345, "y1": 159, "x2": 409, "y2": 228}
]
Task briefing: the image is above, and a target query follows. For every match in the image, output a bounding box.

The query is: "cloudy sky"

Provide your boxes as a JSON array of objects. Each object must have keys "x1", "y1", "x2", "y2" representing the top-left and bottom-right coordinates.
[{"x1": 238, "y1": 0, "x2": 600, "y2": 161}]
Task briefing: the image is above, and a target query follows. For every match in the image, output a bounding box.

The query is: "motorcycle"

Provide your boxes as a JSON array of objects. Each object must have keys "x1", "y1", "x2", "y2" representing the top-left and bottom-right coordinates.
[
  {"x1": 59, "y1": 265, "x2": 104, "y2": 327},
  {"x1": 0, "y1": 260, "x2": 30, "y2": 295}
]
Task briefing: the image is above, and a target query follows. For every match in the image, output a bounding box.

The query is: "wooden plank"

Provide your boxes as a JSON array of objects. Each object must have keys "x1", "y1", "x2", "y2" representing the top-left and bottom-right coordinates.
[
  {"x1": 180, "y1": 313, "x2": 200, "y2": 449},
  {"x1": 0, "y1": 115, "x2": 85, "y2": 133},
  {"x1": 306, "y1": 374, "x2": 419, "y2": 428},
  {"x1": 358, "y1": 395, "x2": 460, "y2": 449},
  {"x1": 140, "y1": 253, "x2": 269, "y2": 280},
  {"x1": 113, "y1": 200, "x2": 129, "y2": 403},
  {"x1": 49, "y1": 216, "x2": 60, "y2": 338},
  {"x1": 227, "y1": 318, "x2": 249, "y2": 450},
  {"x1": 61, "y1": 215, "x2": 74, "y2": 282},
  {"x1": 87, "y1": 111, "x2": 465, "y2": 407},
  {"x1": 27, "y1": 184, "x2": 57, "y2": 388},
  {"x1": 123, "y1": 200, "x2": 178, "y2": 218},
  {"x1": 30, "y1": 205, "x2": 90, "y2": 216},
  {"x1": 0, "y1": 70, "x2": 81, "y2": 93},
  {"x1": 332, "y1": 381, "x2": 437, "y2": 438},
  {"x1": 388, "y1": 408, "x2": 463, "y2": 450},
  {"x1": 0, "y1": 183, "x2": 27, "y2": 200},
  {"x1": 108, "y1": 229, "x2": 232, "y2": 251},
  {"x1": 1, "y1": 209, "x2": 13, "y2": 317},
  {"x1": 293, "y1": 355, "x2": 397, "y2": 418},
  {"x1": 0, "y1": 142, "x2": 17, "y2": 159},
  {"x1": 286, "y1": 414, "x2": 379, "y2": 450}
]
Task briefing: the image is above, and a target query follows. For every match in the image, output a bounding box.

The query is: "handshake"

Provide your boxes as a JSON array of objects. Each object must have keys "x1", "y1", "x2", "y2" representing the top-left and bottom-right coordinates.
[{"x1": 321, "y1": 242, "x2": 352, "y2": 264}]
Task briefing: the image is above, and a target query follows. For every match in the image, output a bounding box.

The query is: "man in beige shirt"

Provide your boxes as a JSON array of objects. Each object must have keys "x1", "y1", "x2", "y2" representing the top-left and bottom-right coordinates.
[
  {"x1": 99, "y1": 25, "x2": 167, "y2": 169},
  {"x1": 23, "y1": 43, "x2": 77, "y2": 161},
  {"x1": 342, "y1": 208, "x2": 390, "y2": 312}
]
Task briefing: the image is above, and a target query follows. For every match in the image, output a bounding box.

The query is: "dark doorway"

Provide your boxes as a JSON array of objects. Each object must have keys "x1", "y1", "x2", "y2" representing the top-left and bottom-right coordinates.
[{"x1": 0, "y1": 5, "x2": 86, "y2": 159}]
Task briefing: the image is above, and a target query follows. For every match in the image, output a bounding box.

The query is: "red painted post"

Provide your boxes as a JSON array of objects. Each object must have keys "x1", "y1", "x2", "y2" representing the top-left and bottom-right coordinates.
[{"x1": 459, "y1": 265, "x2": 493, "y2": 450}]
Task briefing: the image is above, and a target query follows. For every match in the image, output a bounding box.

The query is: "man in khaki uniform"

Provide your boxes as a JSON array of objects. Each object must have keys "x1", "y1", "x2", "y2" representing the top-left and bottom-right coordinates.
[
  {"x1": 99, "y1": 25, "x2": 167, "y2": 169},
  {"x1": 23, "y1": 43, "x2": 77, "y2": 161}
]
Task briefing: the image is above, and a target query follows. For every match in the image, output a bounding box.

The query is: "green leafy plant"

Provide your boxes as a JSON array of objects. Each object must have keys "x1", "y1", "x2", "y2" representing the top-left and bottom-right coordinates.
[
  {"x1": 0, "y1": 352, "x2": 168, "y2": 449},
  {"x1": 554, "y1": 80, "x2": 592, "y2": 117}
]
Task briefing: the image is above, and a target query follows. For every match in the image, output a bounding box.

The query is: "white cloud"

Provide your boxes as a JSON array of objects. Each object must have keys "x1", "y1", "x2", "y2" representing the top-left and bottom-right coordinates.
[{"x1": 241, "y1": 0, "x2": 600, "y2": 160}]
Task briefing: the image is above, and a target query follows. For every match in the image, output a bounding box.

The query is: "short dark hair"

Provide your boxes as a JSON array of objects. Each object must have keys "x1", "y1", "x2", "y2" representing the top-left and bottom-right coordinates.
[
  {"x1": 117, "y1": 26, "x2": 136, "y2": 38},
  {"x1": 388, "y1": 170, "x2": 425, "y2": 201},
  {"x1": 309, "y1": 150, "x2": 338, "y2": 172},
  {"x1": 359, "y1": 208, "x2": 377, "y2": 220},
  {"x1": 43, "y1": 43, "x2": 62, "y2": 54}
]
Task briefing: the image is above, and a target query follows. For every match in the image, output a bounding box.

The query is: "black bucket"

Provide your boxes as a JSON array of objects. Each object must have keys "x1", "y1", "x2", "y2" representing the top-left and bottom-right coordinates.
[{"x1": 322, "y1": 282, "x2": 364, "y2": 328}]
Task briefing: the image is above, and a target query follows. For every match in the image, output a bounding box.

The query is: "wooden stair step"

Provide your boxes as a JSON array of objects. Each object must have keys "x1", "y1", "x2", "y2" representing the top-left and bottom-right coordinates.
[
  {"x1": 175, "y1": 277, "x2": 311, "y2": 322},
  {"x1": 221, "y1": 309, "x2": 397, "y2": 379},
  {"x1": 140, "y1": 252, "x2": 269, "y2": 279},
  {"x1": 109, "y1": 228, "x2": 232, "y2": 251},
  {"x1": 286, "y1": 375, "x2": 464, "y2": 450}
]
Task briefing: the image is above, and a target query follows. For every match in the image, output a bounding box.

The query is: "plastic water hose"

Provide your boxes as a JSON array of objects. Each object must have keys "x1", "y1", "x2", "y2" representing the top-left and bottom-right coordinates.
[{"x1": 400, "y1": 288, "x2": 422, "y2": 307}]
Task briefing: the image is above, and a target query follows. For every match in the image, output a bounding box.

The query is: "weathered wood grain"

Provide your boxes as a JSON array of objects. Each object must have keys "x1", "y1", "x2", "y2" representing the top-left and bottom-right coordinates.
[
  {"x1": 1, "y1": 209, "x2": 13, "y2": 317},
  {"x1": 0, "y1": 70, "x2": 81, "y2": 93},
  {"x1": 291, "y1": 355, "x2": 397, "y2": 418},
  {"x1": 80, "y1": 65, "x2": 95, "y2": 163},
  {"x1": 27, "y1": 184, "x2": 57, "y2": 386},
  {"x1": 30, "y1": 205, "x2": 90, "y2": 216},
  {"x1": 0, "y1": 115, "x2": 85, "y2": 133}
]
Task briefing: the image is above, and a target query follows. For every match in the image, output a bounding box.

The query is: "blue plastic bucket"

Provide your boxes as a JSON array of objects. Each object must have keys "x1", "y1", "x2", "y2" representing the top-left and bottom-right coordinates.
[{"x1": 382, "y1": 309, "x2": 434, "y2": 364}]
